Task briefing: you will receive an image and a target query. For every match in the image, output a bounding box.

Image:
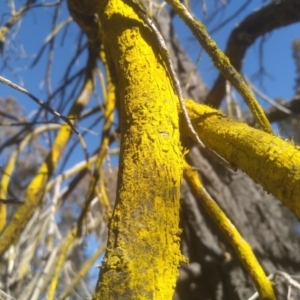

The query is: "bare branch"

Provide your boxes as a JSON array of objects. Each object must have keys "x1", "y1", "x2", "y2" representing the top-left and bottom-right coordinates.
[
  {"x1": 205, "y1": 0, "x2": 300, "y2": 108},
  {"x1": 0, "y1": 75, "x2": 78, "y2": 134}
]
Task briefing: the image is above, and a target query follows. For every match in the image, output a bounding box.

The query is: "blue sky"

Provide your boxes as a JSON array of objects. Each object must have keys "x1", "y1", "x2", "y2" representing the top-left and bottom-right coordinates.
[
  {"x1": 174, "y1": 1, "x2": 299, "y2": 101},
  {"x1": 1, "y1": 0, "x2": 299, "y2": 293},
  {"x1": 0, "y1": 2, "x2": 297, "y2": 195},
  {"x1": 1, "y1": 1, "x2": 299, "y2": 111},
  {"x1": 1, "y1": 0, "x2": 299, "y2": 223},
  {"x1": 1, "y1": 0, "x2": 299, "y2": 136},
  {"x1": 0, "y1": 1, "x2": 298, "y2": 214}
]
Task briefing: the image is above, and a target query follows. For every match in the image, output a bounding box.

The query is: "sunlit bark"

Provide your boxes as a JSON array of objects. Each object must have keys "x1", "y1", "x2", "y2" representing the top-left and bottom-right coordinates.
[
  {"x1": 67, "y1": 0, "x2": 185, "y2": 299},
  {"x1": 180, "y1": 100, "x2": 300, "y2": 220},
  {"x1": 64, "y1": 1, "x2": 300, "y2": 299}
]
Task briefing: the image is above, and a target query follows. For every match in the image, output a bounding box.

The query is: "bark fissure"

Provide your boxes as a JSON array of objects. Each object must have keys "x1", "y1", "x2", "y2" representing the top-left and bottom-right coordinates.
[{"x1": 73, "y1": 0, "x2": 186, "y2": 298}]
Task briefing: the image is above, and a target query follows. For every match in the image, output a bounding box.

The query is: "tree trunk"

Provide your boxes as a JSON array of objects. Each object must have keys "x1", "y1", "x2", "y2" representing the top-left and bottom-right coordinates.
[
  {"x1": 67, "y1": 1, "x2": 300, "y2": 299},
  {"x1": 155, "y1": 9, "x2": 300, "y2": 300},
  {"x1": 89, "y1": 0, "x2": 184, "y2": 298}
]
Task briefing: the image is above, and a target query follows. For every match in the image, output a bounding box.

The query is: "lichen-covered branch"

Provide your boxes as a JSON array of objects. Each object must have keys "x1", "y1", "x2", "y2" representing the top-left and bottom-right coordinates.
[
  {"x1": 77, "y1": 45, "x2": 116, "y2": 237},
  {"x1": 205, "y1": 0, "x2": 300, "y2": 108},
  {"x1": 0, "y1": 54, "x2": 96, "y2": 255},
  {"x1": 165, "y1": 0, "x2": 272, "y2": 134},
  {"x1": 183, "y1": 163, "x2": 276, "y2": 300},
  {"x1": 0, "y1": 124, "x2": 60, "y2": 233},
  {"x1": 58, "y1": 245, "x2": 106, "y2": 300},
  {"x1": 180, "y1": 100, "x2": 300, "y2": 220},
  {"x1": 64, "y1": 0, "x2": 185, "y2": 298}
]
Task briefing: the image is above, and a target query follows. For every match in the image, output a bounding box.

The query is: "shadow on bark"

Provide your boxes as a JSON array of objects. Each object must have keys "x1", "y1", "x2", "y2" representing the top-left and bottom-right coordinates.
[{"x1": 155, "y1": 7, "x2": 300, "y2": 300}]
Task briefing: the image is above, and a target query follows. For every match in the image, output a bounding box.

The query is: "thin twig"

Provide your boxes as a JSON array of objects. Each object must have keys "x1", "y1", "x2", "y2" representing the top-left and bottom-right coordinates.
[
  {"x1": 0, "y1": 75, "x2": 78, "y2": 134},
  {"x1": 0, "y1": 198, "x2": 23, "y2": 205},
  {"x1": 133, "y1": 3, "x2": 206, "y2": 149},
  {"x1": 165, "y1": 0, "x2": 273, "y2": 134},
  {"x1": 131, "y1": 1, "x2": 234, "y2": 168},
  {"x1": 245, "y1": 76, "x2": 294, "y2": 116},
  {"x1": 248, "y1": 271, "x2": 300, "y2": 300}
]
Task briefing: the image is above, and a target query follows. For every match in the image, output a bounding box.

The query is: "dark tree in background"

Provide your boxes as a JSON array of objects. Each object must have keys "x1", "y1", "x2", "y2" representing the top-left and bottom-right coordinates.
[
  {"x1": 154, "y1": 3, "x2": 300, "y2": 299},
  {"x1": 0, "y1": 0, "x2": 300, "y2": 299}
]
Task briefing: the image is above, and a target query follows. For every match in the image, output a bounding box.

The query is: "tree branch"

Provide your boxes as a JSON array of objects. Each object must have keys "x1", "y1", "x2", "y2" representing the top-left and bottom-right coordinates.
[
  {"x1": 245, "y1": 95, "x2": 300, "y2": 125},
  {"x1": 205, "y1": 0, "x2": 300, "y2": 108},
  {"x1": 180, "y1": 100, "x2": 300, "y2": 220}
]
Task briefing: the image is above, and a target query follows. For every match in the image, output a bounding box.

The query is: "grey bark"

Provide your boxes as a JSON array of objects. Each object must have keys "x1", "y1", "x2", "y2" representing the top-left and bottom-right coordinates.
[{"x1": 155, "y1": 5, "x2": 300, "y2": 300}]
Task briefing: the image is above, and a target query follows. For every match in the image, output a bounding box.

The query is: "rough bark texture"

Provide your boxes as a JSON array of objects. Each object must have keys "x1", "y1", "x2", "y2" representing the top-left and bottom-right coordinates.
[
  {"x1": 67, "y1": 1, "x2": 300, "y2": 299},
  {"x1": 176, "y1": 148, "x2": 300, "y2": 300},
  {"x1": 155, "y1": 7, "x2": 300, "y2": 300},
  {"x1": 91, "y1": 0, "x2": 184, "y2": 298}
]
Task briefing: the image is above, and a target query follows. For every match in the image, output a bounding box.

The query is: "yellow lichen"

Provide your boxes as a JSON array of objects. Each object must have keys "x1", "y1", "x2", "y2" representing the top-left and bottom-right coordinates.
[
  {"x1": 184, "y1": 163, "x2": 276, "y2": 300},
  {"x1": 0, "y1": 64, "x2": 94, "y2": 254},
  {"x1": 90, "y1": 0, "x2": 184, "y2": 298},
  {"x1": 180, "y1": 100, "x2": 300, "y2": 220}
]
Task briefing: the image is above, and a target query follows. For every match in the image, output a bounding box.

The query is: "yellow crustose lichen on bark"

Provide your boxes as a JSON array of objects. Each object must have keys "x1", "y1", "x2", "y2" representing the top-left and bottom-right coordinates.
[
  {"x1": 88, "y1": 0, "x2": 184, "y2": 299},
  {"x1": 184, "y1": 163, "x2": 276, "y2": 300},
  {"x1": 180, "y1": 100, "x2": 300, "y2": 220}
]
